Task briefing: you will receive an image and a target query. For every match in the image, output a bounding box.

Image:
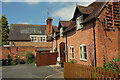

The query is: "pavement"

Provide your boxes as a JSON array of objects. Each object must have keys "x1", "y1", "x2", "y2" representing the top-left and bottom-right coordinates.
[
  {"x1": 46, "y1": 65, "x2": 65, "y2": 80},
  {"x1": 2, "y1": 64, "x2": 65, "y2": 80}
]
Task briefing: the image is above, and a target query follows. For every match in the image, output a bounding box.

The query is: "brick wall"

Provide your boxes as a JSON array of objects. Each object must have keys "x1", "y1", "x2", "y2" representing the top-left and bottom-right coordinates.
[
  {"x1": 2, "y1": 46, "x2": 36, "y2": 60},
  {"x1": 95, "y1": 3, "x2": 119, "y2": 66},
  {"x1": 53, "y1": 2, "x2": 119, "y2": 67},
  {"x1": 53, "y1": 21, "x2": 94, "y2": 66}
]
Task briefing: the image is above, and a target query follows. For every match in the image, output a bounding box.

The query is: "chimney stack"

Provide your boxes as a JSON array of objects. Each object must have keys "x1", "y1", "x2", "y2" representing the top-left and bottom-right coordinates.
[{"x1": 46, "y1": 17, "x2": 53, "y2": 34}]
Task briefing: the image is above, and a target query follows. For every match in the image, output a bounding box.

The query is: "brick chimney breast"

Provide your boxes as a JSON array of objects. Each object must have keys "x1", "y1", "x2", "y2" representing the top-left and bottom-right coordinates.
[{"x1": 46, "y1": 17, "x2": 53, "y2": 34}]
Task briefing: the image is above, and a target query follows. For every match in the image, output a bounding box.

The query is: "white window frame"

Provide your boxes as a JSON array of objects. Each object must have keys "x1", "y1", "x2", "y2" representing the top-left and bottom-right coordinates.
[
  {"x1": 60, "y1": 27, "x2": 63, "y2": 37},
  {"x1": 54, "y1": 32, "x2": 56, "y2": 39},
  {"x1": 76, "y1": 15, "x2": 83, "y2": 30},
  {"x1": 30, "y1": 35, "x2": 47, "y2": 42},
  {"x1": 40, "y1": 36, "x2": 46, "y2": 42},
  {"x1": 70, "y1": 46, "x2": 75, "y2": 59},
  {"x1": 53, "y1": 48, "x2": 56, "y2": 52},
  {"x1": 79, "y1": 44, "x2": 87, "y2": 61},
  {"x1": 30, "y1": 36, "x2": 37, "y2": 42}
]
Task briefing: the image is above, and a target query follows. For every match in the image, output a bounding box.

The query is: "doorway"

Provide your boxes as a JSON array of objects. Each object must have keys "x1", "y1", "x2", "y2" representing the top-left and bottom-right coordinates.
[{"x1": 59, "y1": 42, "x2": 66, "y2": 62}]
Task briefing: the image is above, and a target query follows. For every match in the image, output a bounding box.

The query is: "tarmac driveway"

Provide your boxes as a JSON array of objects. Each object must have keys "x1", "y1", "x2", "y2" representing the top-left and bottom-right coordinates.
[{"x1": 2, "y1": 64, "x2": 64, "y2": 80}]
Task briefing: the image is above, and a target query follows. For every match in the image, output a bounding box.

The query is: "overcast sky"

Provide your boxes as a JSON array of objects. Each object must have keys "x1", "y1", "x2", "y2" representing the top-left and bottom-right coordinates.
[{"x1": 1, "y1": 1, "x2": 94, "y2": 26}]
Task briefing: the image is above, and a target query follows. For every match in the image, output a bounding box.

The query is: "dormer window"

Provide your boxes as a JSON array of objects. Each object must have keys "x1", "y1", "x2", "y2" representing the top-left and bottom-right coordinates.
[
  {"x1": 60, "y1": 27, "x2": 63, "y2": 37},
  {"x1": 76, "y1": 15, "x2": 83, "y2": 30},
  {"x1": 30, "y1": 35, "x2": 46, "y2": 42},
  {"x1": 31, "y1": 36, "x2": 37, "y2": 42},
  {"x1": 40, "y1": 36, "x2": 46, "y2": 42},
  {"x1": 54, "y1": 32, "x2": 56, "y2": 39}
]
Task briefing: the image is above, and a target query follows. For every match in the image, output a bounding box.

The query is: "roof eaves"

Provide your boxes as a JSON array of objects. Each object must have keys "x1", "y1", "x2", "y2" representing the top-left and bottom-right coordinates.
[
  {"x1": 63, "y1": 26, "x2": 76, "y2": 34},
  {"x1": 81, "y1": 2, "x2": 108, "y2": 24}
]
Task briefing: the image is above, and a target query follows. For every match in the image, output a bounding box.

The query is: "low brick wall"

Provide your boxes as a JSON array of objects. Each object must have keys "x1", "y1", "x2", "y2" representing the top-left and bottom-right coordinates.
[{"x1": 2, "y1": 46, "x2": 36, "y2": 60}]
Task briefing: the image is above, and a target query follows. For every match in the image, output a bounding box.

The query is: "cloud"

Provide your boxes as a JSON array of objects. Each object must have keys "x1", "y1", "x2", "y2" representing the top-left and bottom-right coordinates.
[
  {"x1": 27, "y1": 2, "x2": 39, "y2": 5},
  {"x1": 51, "y1": 4, "x2": 76, "y2": 20},
  {"x1": 28, "y1": 20, "x2": 32, "y2": 22},
  {"x1": 51, "y1": 1, "x2": 95, "y2": 20},
  {"x1": 2, "y1": 0, "x2": 98, "y2": 2},
  {"x1": 17, "y1": 22, "x2": 29, "y2": 24}
]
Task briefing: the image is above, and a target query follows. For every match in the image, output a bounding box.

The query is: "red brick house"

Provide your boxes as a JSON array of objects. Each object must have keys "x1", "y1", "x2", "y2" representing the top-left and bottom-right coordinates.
[
  {"x1": 2, "y1": 17, "x2": 57, "y2": 59},
  {"x1": 52, "y1": 1, "x2": 120, "y2": 67}
]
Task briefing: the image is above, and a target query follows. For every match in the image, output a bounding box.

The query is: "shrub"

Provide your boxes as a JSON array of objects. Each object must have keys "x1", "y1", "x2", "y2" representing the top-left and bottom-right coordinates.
[
  {"x1": 20, "y1": 59, "x2": 25, "y2": 64},
  {"x1": 103, "y1": 57, "x2": 118, "y2": 70},
  {"x1": 26, "y1": 51, "x2": 35, "y2": 64},
  {"x1": 11, "y1": 60, "x2": 17, "y2": 65},
  {"x1": 7, "y1": 54, "x2": 12, "y2": 65},
  {"x1": 7, "y1": 54, "x2": 12, "y2": 60},
  {"x1": 11, "y1": 58, "x2": 19, "y2": 65},
  {"x1": 69, "y1": 59, "x2": 77, "y2": 64}
]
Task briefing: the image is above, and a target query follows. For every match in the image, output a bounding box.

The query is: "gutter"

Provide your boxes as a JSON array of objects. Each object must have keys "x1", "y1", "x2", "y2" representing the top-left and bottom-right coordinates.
[
  {"x1": 66, "y1": 34, "x2": 68, "y2": 62},
  {"x1": 93, "y1": 18, "x2": 97, "y2": 67},
  {"x1": 56, "y1": 37, "x2": 57, "y2": 51}
]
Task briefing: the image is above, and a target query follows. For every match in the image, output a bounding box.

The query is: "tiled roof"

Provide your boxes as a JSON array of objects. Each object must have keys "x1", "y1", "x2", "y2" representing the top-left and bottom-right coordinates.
[
  {"x1": 53, "y1": 26, "x2": 59, "y2": 32},
  {"x1": 59, "y1": 21, "x2": 72, "y2": 27},
  {"x1": 82, "y1": 2, "x2": 107, "y2": 24},
  {"x1": 63, "y1": 21, "x2": 76, "y2": 33},
  {"x1": 76, "y1": 5, "x2": 94, "y2": 14},
  {"x1": 9, "y1": 24, "x2": 47, "y2": 41},
  {"x1": 56, "y1": 21, "x2": 76, "y2": 37},
  {"x1": 9, "y1": 24, "x2": 56, "y2": 41},
  {"x1": 56, "y1": 1, "x2": 107, "y2": 36}
]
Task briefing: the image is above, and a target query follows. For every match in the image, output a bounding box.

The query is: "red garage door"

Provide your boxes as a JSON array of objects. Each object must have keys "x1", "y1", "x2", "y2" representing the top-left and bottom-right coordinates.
[{"x1": 36, "y1": 52, "x2": 58, "y2": 66}]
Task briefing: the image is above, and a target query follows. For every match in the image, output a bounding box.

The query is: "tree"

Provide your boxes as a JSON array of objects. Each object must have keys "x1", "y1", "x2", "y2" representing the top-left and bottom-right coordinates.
[{"x1": 0, "y1": 15, "x2": 9, "y2": 45}]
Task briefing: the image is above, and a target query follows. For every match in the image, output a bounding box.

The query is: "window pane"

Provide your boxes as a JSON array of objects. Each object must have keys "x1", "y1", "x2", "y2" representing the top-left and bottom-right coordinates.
[
  {"x1": 70, "y1": 47, "x2": 72, "y2": 59},
  {"x1": 72, "y1": 52, "x2": 74, "y2": 58},
  {"x1": 80, "y1": 15, "x2": 83, "y2": 22},
  {"x1": 31, "y1": 36, "x2": 37, "y2": 42},
  {"x1": 83, "y1": 46, "x2": 86, "y2": 53},
  {"x1": 77, "y1": 19, "x2": 79, "y2": 25},
  {"x1": 83, "y1": 46, "x2": 87, "y2": 60},
  {"x1": 31, "y1": 37, "x2": 33, "y2": 42},
  {"x1": 42, "y1": 37, "x2": 45, "y2": 42},
  {"x1": 72, "y1": 47, "x2": 74, "y2": 58},
  {"x1": 40, "y1": 37, "x2": 42, "y2": 42},
  {"x1": 84, "y1": 52, "x2": 87, "y2": 59},
  {"x1": 70, "y1": 47, "x2": 74, "y2": 59},
  {"x1": 33, "y1": 37, "x2": 36, "y2": 42},
  {"x1": 72, "y1": 48, "x2": 74, "y2": 52},
  {"x1": 80, "y1": 47, "x2": 82, "y2": 58},
  {"x1": 34, "y1": 37, "x2": 36, "y2": 40}
]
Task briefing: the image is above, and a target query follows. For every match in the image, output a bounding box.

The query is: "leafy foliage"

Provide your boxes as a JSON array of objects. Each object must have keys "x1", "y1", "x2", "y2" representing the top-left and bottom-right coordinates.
[
  {"x1": 7, "y1": 54, "x2": 11, "y2": 59},
  {"x1": 7, "y1": 54, "x2": 12, "y2": 62},
  {"x1": 69, "y1": 59, "x2": 77, "y2": 64},
  {"x1": 103, "y1": 57, "x2": 118, "y2": 70},
  {"x1": 0, "y1": 15, "x2": 9, "y2": 46},
  {"x1": 26, "y1": 51, "x2": 35, "y2": 64},
  {"x1": 11, "y1": 60, "x2": 17, "y2": 65}
]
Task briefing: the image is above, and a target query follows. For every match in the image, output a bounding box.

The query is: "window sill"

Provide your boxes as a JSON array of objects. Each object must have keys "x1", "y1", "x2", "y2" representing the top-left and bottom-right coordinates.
[
  {"x1": 76, "y1": 27, "x2": 83, "y2": 31},
  {"x1": 70, "y1": 58, "x2": 75, "y2": 60},
  {"x1": 80, "y1": 59, "x2": 87, "y2": 62}
]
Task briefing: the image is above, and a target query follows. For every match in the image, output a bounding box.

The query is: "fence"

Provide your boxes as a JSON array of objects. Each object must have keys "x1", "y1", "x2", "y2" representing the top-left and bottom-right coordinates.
[
  {"x1": 64, "y1": 62, "x2": 119, "y2": 79},
  {"x1": 36, "y1": 52, "x2": 58, "y2": 66}
]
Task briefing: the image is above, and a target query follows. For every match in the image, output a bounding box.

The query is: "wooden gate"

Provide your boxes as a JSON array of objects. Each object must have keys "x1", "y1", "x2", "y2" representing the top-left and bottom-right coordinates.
[{"x1": 36, "y1": 52, "x2": 58, "y2": 66}]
